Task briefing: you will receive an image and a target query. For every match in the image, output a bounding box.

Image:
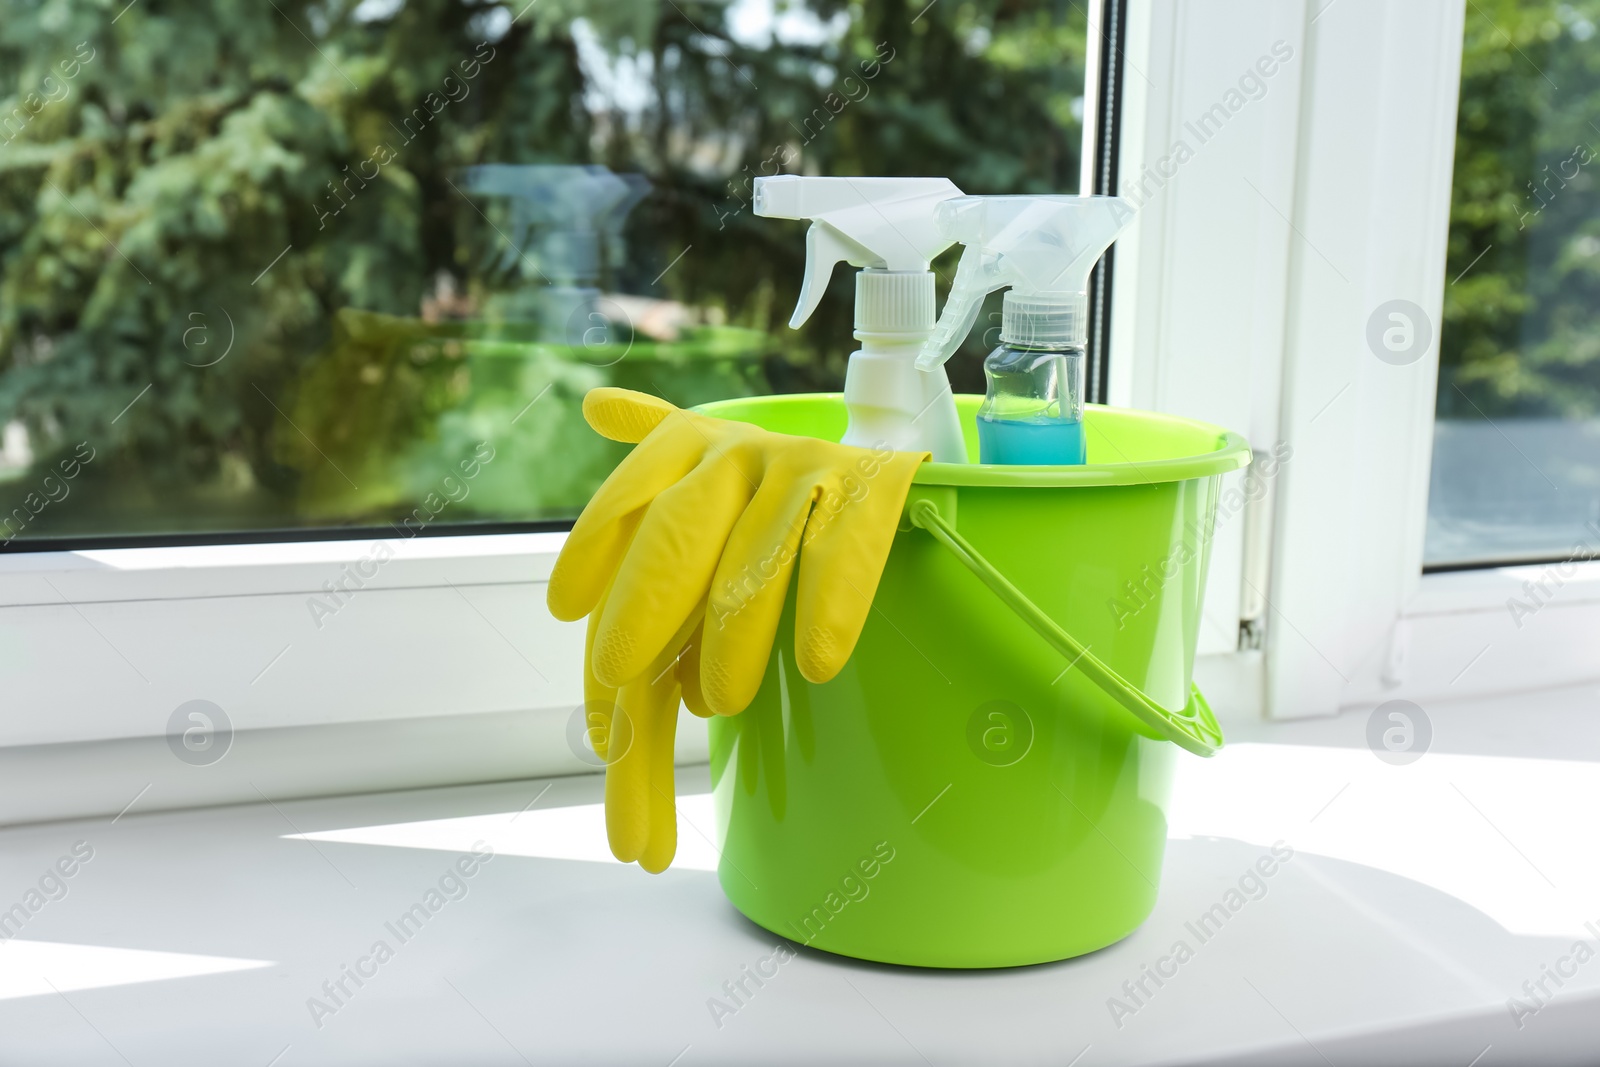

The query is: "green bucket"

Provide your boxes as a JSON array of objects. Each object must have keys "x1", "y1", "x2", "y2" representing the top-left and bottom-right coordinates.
[{"x1": 694, "y1": 393, "x2": 1250, "y2": 968}]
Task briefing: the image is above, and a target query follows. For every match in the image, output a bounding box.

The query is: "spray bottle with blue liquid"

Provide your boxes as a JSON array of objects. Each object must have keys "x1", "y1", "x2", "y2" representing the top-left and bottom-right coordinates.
[{"x1": 915, "y1": 195, "x2": 1133, "y2": 465}]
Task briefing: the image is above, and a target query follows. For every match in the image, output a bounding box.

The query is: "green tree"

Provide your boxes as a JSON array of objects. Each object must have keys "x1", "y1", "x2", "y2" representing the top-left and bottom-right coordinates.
[{"x1": 1442, "y1": 0, "x2": 1600, "y2": 419}]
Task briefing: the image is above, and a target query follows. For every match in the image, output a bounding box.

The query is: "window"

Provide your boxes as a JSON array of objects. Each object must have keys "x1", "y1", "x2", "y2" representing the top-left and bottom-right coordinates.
[
  {"x1": 0, "y1": 3, "x2": 1103, "y2": 820},
  {"x1": 0, "y1": 0, "x2": 1091, "y2": 547},
  {"x1": 1427, "y1": 0, "x2": 1600, "y2": 568},
  {"x1": 1188, "y1": 0, "x2": 1600, "y2": 717}
]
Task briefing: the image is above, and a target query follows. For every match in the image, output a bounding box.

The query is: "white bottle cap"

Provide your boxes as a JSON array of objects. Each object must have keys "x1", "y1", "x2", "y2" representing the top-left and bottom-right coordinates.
[
  {"x1": 855, "y1": 271, "x2": 936, "y2": 335},
  {"x1": 1001, "y1": 292, "x2": 1087, "y2": 348}
]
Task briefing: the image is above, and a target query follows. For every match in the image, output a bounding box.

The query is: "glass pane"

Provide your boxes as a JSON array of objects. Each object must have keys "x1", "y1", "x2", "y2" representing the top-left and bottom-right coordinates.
[
  {"x1": 0, "y1": 1, "x2": 1088, "y2": 544},
  {"x1": 1428, "y1": 0, "x2": 1600, "y2": 566}
]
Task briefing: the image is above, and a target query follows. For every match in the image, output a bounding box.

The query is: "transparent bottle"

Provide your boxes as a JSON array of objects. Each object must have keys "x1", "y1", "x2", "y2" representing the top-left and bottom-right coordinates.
[
  {"x1": 913, "y1": 194, "x2": 1131, "y2": 466},
  {"x1": 975, "y1": 299, "x2": 1086, "y2": 465}
]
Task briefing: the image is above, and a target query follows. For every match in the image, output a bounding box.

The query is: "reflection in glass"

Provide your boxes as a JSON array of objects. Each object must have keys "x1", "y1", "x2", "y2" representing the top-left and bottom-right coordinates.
[{"x1": 0, "y1": 1, "x2": 1087, "y2": 541}]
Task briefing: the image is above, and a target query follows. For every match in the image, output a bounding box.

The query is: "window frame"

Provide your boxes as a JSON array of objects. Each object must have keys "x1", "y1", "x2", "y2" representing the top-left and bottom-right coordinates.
[
  {"x1": 0, "y1": 535, "x2": 575, "y2": 737},
  {"x1": 1114, "y1": 0, "x2": 1600, "y2": 719},
  {"x1": 1108, "y1": 0, "x2": 1311, "y2": 673},
  {"x1": 0, "y1": 531, "x2": 640, "y2": 820}
]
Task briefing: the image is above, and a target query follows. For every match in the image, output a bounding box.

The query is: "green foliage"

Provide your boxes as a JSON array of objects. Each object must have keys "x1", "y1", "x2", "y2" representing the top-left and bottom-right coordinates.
[
  {"x1": 0, "y1": 0, "x2": 1086, "y2": 536},
  {"x1": 1443, "y1": 0, "x2": 1600, "y2": 419}
]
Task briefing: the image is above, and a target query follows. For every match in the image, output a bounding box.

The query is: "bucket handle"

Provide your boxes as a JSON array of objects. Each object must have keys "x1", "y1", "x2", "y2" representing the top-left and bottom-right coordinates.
[{"x1": 907, "y1": 497, "x2": 1224, "y2": 757}]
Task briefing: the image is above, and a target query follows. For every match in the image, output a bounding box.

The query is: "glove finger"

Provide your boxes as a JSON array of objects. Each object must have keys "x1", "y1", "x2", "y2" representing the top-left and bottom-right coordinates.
[
  {"x1": 604, "y1": 645, "x2": 681, "y2": 867},
  {"x1": 639, "y1": 678, "x2": 682, "y2": 874},
  {"x1": 583, "y1": 582, "x2": 622, "y2": 762},
  {"x1": 547, "y1": 415, "x2": 708, "y2": 622},
  {"x1": 601, "y1": 607, "x2": 697, "y2": 866},
  {"x1": 590, "y1": 454, "x2": 758, "y2": 688},
  {"x1": 794, "y1": 448, "x2": 927, "y2": 683},
  {"x1": 679, "y1": 622, "x2": 712, "y2": 718},
  {"x1": 583, "y1": 388, "x2": 678, "y2": 443},
  {"x1": 698, "y1": 472, "x2": 814, "y2": 715}
]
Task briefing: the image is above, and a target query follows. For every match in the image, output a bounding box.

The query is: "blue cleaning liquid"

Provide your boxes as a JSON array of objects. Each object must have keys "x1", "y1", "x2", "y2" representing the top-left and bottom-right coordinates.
[{"x1": 977, "y1": 414, "x2": 1086, "y2": 465}]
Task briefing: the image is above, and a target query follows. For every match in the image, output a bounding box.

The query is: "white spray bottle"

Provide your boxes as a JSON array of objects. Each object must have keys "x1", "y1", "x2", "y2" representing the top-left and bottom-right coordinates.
[
  {"x1": 915, "y1": 195, "x2": 1133, "y2": 465},
  {"x1": 463, "y1": 164, "x2": 648, "y2": 344},
  {"x1": 753, "y1": 176, "x2": 967, "y2": 462}
]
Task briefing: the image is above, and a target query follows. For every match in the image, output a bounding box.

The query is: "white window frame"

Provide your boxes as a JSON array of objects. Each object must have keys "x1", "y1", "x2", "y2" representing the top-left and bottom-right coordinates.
[
  {"x1": 0, "y1": 533, "x2": 668, "y2": 822},
  {"x1": 1114, "y1": 0, "x2": 1600, "y2": 720}
]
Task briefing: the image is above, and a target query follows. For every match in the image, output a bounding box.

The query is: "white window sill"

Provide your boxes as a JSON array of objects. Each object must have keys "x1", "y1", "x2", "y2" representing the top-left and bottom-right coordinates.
[{"x1": 4, "y1": 683, "x2": 1596, "y2": 1064}]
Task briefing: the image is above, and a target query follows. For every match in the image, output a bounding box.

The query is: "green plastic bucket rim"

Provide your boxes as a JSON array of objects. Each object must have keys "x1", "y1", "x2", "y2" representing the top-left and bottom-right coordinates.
[
  {"x1": 697, "y1": 393, "x2": 1252, "y2": 486},
  {"x1": 694, "y1": 391, "x2": 1241, "y2": 756}
]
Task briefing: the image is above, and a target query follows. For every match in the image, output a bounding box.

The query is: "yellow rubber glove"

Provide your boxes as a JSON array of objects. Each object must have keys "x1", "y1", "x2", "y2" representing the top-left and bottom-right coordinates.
[{"x1": 549, "y1": 388, "x2": 928, "y2": 871}]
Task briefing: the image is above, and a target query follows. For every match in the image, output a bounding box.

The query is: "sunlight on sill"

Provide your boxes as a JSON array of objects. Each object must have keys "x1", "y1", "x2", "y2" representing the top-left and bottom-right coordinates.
[
  {"x1": 284, "y1": 742, "x2": 1600, "y2": 941},
  {"x1": 0, "y1": 940, "x2": 272, "y2": 1001},
  {"x1": 1171, "y1": 743, "x2": 1600, "y2": 939},
  {"x1": 288, "y1": 792, "x2": 722, "y2": 872}
]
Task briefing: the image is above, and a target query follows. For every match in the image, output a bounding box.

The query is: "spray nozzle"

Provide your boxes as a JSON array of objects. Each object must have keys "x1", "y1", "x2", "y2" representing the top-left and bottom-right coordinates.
[
  {"x1": 752, "y1": 176, "x2": 963, "y2": 329},
  {"x1": 914, "y1": 195, "x2": 1133, "y2": 370}
]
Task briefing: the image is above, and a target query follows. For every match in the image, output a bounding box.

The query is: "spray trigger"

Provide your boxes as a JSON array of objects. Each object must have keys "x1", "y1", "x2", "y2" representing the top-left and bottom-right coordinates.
[
  {"x1": 754, "y1": 176, "x2": 963, "y2": 330},
  {"x1": 791, "y1": 222, "x2": 880, "y2": 329},
  {"x1": 914, "y1": 195, "x2": 1133, "y2": 370}
]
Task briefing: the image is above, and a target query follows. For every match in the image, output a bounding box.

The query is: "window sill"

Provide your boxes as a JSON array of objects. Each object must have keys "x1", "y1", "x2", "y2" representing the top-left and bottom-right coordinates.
[{"x1": 4, "y1": 683, "x2": 1595, "y2": 1063}]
